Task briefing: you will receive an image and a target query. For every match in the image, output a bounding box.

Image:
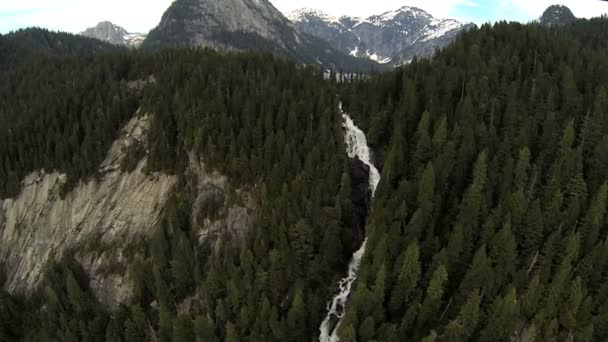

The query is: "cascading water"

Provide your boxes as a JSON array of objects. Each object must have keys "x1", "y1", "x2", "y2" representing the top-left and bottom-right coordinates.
[{"x1": 319, "y1": 103, "x2": 381, "y2": 342}]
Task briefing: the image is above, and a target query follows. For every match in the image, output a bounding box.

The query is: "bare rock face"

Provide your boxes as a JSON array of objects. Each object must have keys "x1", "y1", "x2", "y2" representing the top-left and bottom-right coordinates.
[
  {"x1": 143, "y1": 0, "x2": 295, "y2": 50},
  {"x1": 142, "y1": 0, "x2": 382, "y2": 73},
  {"x1": 0, "y1": 109, "x2": 258, "y2": 309},
  {"x1": 0, "y1": 114, "x2": 177, "y2": 308},
  {"x1": 188, "y1": 154, "x2": 257, "y2": 253}
]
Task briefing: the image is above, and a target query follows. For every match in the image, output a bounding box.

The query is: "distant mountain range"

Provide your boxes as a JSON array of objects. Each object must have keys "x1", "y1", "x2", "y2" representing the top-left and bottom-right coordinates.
[
  {"x1": 140, "y1": 0, "x2": 380, "y2": 73},
  {"x1": 74, "y1": 3, "x2": 577, "y2": 70},
  {"x1": 80, "y1": 22, "x2": 146, "y2": 48},
  {"x1": 288, "y1": 6, "x2": 475, "y2": 66}
]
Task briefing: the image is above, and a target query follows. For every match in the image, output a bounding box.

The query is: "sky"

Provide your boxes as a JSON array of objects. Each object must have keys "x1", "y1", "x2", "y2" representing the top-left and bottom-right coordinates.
[{"x1": 1, "y1": 0, "x2": 607, "y2": 34}]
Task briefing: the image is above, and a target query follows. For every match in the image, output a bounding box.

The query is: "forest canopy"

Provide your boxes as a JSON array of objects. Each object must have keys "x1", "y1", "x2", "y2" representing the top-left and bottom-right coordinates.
[{"x1": 1, "y1": 17, "x2": 608, "y2": 342}]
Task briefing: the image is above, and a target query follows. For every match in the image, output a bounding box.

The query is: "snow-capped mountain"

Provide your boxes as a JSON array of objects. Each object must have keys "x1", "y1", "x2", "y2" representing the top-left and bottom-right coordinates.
[
  {"x1": 288, "y1": 6, "x2": 475, "y2": 66},
  {"x1": 80, "y1": 22, "x2": 146, "y2": 48},
  {"x1": 141, "y1": 0, "x2": 381, "y2": 72}
]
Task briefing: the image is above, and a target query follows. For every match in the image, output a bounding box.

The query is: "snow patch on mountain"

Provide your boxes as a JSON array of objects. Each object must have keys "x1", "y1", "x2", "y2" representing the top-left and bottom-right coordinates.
[
  {"x1": 421, "y1": 19, "x2": 463, "y2": 42},
  {"x1": 289, "y1": 5, "x2": 473, "y2": 66},
  {"x1": 287, "y1": 8, "x2": 341, "y2": 24},
  {"x1": 365, "y1": 50, "x2": 392, "y2": 64},
  {"x1": 80, "y1": 21, "x2": 146, "y2": 47}
]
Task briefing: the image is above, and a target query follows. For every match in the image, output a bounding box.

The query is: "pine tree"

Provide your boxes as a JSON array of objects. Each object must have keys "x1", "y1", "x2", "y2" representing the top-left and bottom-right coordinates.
[
  {"x1": 521, "y1": 200, "x2": 544, "y2": 258},
  {"x1": 457, "y1": 245, "x2": 492, "y2": 303},
  {"x1": 478, "y1": 288, "x2": 519, "y2": 342},
  {"x1": 172, "y1": 228, "x2": 194, "y2": 299},
  {"x1": 442, "y1": 289, "x2": 480, "y2": 341},
  {"x1": 194, "y1": 315, "x2": 216, "y2": 342},
  {"x1": 417, "y1": 265, "x2": 448, "y2": 330},
  {"x1": 287, "y1": 290, "x2": 307, "y2": 342},
  {"x1": 580, "y1": 182, "x2": 608, "y2": 251},
  {"x1": 488, "y1": 218, "x2": 517, "y2": 288},
  {"x1": 173, "y1": 315, "x2": 194, "y2": 342},
  {"x1": 388, "y1": 242, "x2": 421, "y2": 315},
  {"x1": 225, "y1": 321, "x2": 239, "y2": 342}
]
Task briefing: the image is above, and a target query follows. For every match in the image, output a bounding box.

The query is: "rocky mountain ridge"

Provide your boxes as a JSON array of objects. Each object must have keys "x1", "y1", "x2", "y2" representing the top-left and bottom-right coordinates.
[
  {"x1": 141, "y1": 0, "x2": 382, "y2": 72},
  {"x1": 288, "y1": 6, "x2": 475, "y2": 66},
  {"x1": 80, "y1": 21, "x2": 146, "y2": 47},
  {"x1": 0, "y1": 110, "x2": 257, "y2": 309}
]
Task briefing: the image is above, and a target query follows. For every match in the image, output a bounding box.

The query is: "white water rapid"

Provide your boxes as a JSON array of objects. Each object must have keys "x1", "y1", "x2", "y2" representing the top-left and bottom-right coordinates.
[{"x1": 319, "y1": 103, "x2": 381, "y2": 342}]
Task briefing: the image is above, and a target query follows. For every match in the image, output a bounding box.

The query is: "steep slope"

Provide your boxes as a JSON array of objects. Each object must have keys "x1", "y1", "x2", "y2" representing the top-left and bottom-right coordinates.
[
  {"x1": 142, "y1": 0, "x2": 382, "y2": 72},
  {"x1": 3, "y1": 16, "x2": 608, "y2": 342},
  {"x1": 540, "y1": 5, "x2": 577, "y2": 26},
  {"x1": 0, "y1": 45, "x2": 369, "y2": 340},
  {"x1": 289, "y1": 6, "x2": 475, "y2": 66},
  {"x1": 288, "y1": 6, "x2": 473, "y2": 65},
  {"x1": 336, "y1": 19, "x2": 608, "y2": 341},
  {"x1": 0, "y1": 114, "x2": 177, "y2": 306},
  {"x1": 80, "y1": 21, "x2": 146, "y2": 47}
]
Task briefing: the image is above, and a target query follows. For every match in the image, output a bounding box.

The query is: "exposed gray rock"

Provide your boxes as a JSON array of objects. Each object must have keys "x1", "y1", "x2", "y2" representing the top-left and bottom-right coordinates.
[
  {"x1": 540, "y1": 5, "x2": 577, "y2": 26},
  {"x1": 80, "y1": 21, "x2": 147, "y2": 47},
  {"x1": 289, "y1": 6, "x2": 475, "y2": 66},
  {"x1": 188, "y1": 154, "x2": 257, "y2": 253},
  {"x1": 0, "y1": 107, "x2": 259, "y2": 309},
  {"x1": 142, "y1": 0, "x2": 382, "y2": 73},
  {"x1": 0, "y1": 114, "x2": 177, "y2": 308}
]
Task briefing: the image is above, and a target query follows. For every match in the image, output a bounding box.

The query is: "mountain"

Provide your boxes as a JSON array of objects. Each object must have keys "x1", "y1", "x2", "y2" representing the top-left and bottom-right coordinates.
[
  {"x1": 540, "y1": 5, "x2": 577, "y2": 26},
  {"x1": 0, "y1": 28, "x2": 122, "y2": 67},
  {"x1": 288, "y1": 6, "x2": 475, "y2": 66},
  {"x1": 142, "y1": 0, "x2": 382, "y2": 72},
  {"x1": 4, "y1": 15, "x2": 608, "y2": 342},
  {"x1": 80, "y1": 21, "x2": 146, "y2": 47}
]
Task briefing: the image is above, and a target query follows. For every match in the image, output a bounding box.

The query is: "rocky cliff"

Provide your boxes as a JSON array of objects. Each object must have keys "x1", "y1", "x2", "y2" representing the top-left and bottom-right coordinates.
[
  {"x1": 0, "y1": 110, "x2": 257, "y2": 309},
  {"x1": 142, "y1": 0, "x2": 382, "y2": 72}
]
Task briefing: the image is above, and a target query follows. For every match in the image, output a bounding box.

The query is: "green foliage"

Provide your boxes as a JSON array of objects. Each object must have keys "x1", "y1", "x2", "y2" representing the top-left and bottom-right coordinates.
[
  {"x1": 338, "y1": 18, "x2": 608, "y2": 342},
  {"x1": 4, "y1": 16, "x2": 608, "y2": 342},
  {"x1": 0, "y1": 48, "x2": 138, "y2": 197}
]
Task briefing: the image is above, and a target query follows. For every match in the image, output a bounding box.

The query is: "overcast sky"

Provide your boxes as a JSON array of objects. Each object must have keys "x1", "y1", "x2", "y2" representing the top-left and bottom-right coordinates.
[{"x1": 1, "y1": 0, "x2": 607, "y2": 34}]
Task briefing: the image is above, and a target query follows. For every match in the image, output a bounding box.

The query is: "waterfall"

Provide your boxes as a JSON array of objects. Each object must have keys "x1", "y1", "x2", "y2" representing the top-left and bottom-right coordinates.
[{"x1": 319, "y1": 103, "x2": 381, "y2": 342}]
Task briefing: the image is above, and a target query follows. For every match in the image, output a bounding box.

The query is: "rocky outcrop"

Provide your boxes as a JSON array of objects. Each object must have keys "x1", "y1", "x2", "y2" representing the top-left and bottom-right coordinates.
[
  {"x1": 349, "y1": 158, "x2": 370, "y2": 233},
  {"x1": 142, "y1": 0, "x2": 382, "y2": 73},
  {"x1": 0, "y1": 114, "x2": 177, "y2": 308},
  {"x1": 0, "y1": 110, "x2": 259, "y2": 309},
  {"x1": 188, "y1": 154, "x2": 257, "y2": 253}
]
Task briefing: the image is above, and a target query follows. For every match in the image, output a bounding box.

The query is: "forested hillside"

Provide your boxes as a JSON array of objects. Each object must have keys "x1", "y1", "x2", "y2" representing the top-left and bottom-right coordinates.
[
  {"x1": 0, "y1": 45, "x2": 365, "y2": 340},
  {"x1": 337, "y1": 18, "x2": 608, "y2": 341},
  {"x1": 0, "y1": 28, "x2": 122, "y2": 67},
  {"x1": 1, "y1": 14, "x2": 608, "y2": 342}
]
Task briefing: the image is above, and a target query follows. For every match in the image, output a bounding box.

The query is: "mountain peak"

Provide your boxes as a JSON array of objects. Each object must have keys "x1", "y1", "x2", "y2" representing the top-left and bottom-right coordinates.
[
  {"x1": 373, "y1": 6, "x2": 433, "y2": 22},
  {"x1": 80, "y1": 21, "x2": 146, "y2": 47},
  {"x1": 143, "y1": 0, "x2": 291, "y2": 50},
  {"x1": 141, "y1": 0, "x2": 380, "y2": 72},
  {"x1": 290, "y1": 5, "x2": 472, "y2": 66},
  {"x1": 287, "y1": 8, "x2": 340, "y2": 23},
  {"x1": 540, "y1": 5, "x2": 576, "y2": 26}
]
